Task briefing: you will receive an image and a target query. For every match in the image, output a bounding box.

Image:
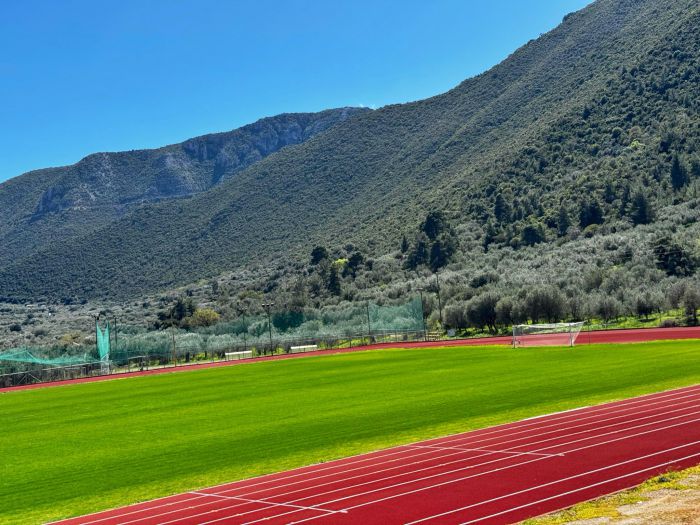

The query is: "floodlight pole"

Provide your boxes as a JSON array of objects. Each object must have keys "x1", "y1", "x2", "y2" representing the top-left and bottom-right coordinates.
[
  {"x1": 237, "y1": 305, "x2": 248, "y2": 353},
  {"x1": 92, "y1": 313, "x2": 100, "y2": 358},
  {"x1": 262, "y1": 302, "x2": 275, "y2": 354},
  {"x1": 170, "y1": 306, "x2": 177, "y2": 367},
  {"x1": 113, "y1": 316, "x2": 118, "y2": 358},
  {"x1": 366, "y1": 302, "x2": 372, "y2": 340}
]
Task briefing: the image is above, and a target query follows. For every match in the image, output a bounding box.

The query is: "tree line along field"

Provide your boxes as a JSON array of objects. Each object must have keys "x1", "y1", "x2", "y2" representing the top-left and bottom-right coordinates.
[{"x1": 2, "y1": 340, "x2": 700, "y2": 525}]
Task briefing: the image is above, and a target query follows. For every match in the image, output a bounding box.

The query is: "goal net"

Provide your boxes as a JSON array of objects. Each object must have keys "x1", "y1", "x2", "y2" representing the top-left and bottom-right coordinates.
[{"x1": 512, "y1": 322, "x2": 584, "y2": 347}]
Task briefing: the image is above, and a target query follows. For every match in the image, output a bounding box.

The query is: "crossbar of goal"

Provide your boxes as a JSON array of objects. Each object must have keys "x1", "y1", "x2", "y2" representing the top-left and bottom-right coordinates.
[{"x1": 512, "y1": 322, "x2": 584, "y2": 348}]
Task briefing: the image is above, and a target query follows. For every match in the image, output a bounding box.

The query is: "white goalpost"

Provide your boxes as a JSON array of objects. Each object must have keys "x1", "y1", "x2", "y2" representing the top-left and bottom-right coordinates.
[{"x1": 512, "y1": 322, "x2": 585, "y2": 348}]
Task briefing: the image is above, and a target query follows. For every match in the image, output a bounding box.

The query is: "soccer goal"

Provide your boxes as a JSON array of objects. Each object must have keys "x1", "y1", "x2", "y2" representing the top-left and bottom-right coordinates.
[{"x1": 512, "y1": 322, "x2": 585, "y2": 348}]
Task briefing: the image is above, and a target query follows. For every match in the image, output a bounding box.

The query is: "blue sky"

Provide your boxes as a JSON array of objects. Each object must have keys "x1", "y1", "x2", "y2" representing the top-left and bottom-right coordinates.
[{"x1": 0, "y1": 0, "x2": 591, "y2": 182}]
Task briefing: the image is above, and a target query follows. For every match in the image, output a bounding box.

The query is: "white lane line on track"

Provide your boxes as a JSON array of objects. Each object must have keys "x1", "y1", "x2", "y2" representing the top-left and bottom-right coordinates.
[
  {"x1": 238, "y1": 414, "x2": 700, "y2": 525},
  {"x1": 190, "y1": 492, "x2": 346, "y2": 515},
  {"x1": 218, "y1": 402, "x2": 700, "y2": 505},
  {"x1": 407, "y1": 445, "x2": 565, "y2": 457},
  {"x1": 405, "y1": 443, "x2": 700, "y2": 524},
  {"x1": 458, "y1": 450, "x2": 700, "y2": 524},
  {"x1": 97, "y1": 398, "x2": 700, "y2": 525},
  {"x1": 57, "y1": 384, "x2": 700, "y2": 525},
  {"x1": 418, "y1": 384, "x2": 700, "y2": 447},
  {"x1": 199, "y1": 385, "x2": 700, "y2": 496},
  {"x1": 428, "y1": 389, "x2": 700, "y2": 450},
  {"x1": 114, "y1": 450, "x2": 500, "y2": 525},
  {"x1": 206, "y1": 393, "x2": 700, "y2": 504}
]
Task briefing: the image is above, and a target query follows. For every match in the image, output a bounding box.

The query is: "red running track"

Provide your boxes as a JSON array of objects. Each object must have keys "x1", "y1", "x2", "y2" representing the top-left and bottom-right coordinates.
[
  {"x1": 54, "y1": 383, "x2": 700, "y2": 525},
  {"x1": 4, "y1": 326, "x2": 700, "y2": 394}
]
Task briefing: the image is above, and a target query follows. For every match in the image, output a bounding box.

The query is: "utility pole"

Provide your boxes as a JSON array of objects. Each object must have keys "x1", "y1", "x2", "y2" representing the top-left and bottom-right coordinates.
[
  {"x1": 435, "y1": 270, "x2": 443, "y2": 327},
  {"x1": 417, "y1": 288, "x2": 428, "y2": 341},
  {"x1": 262, "y1": 302, "x2": 275, "y2": 354}
]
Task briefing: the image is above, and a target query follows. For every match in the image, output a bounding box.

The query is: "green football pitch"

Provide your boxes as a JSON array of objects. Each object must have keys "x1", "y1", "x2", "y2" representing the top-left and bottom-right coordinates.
[{"x1": 1, "y1": 340, "x2": 700, "y2": 524}]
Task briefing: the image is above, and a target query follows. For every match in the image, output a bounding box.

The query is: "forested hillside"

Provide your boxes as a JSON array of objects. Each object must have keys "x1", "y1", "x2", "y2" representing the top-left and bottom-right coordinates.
[
  {"x1": 0, "y1": 108, "x2": 365, "y2": 269},
  {"x1": 1, "y1": 0, "x2": 699, "y2": 313}
]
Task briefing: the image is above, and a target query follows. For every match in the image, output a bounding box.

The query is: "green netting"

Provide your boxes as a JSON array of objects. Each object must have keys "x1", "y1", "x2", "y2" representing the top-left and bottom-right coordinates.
[
  {"x1": 0, "y1": 348, "x2": 96, "y2": 367},
  {"x1": 368, "y1": 296, "x2": 424, "y2": 333},
  {"x1": 1, "y1": 296, "x2": 426, "y2": 376},
  {"x1": 106, "y1": 295, "x2": 426, "y2": 365},
  {"x1": 96, "y1": 321, "x2": 111, "y2": 361}
]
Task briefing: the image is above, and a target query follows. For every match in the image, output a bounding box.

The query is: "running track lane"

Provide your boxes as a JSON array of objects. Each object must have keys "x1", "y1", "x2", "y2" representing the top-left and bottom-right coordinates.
[
  {"x1": 54, "y1": 383, "x2": 700, "y2": 525},
  {"x1": 5, "y1": 326, "x2": 700, "y2": 394}
]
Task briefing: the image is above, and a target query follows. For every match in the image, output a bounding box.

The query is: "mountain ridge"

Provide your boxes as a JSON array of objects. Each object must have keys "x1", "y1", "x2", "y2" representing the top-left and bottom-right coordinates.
[
  {"x1": 1, "y1": 0, "x2": 700, "y2": 302},
  {"x1": 0, "y1": 107, "x2": 368, "y2": 269}
]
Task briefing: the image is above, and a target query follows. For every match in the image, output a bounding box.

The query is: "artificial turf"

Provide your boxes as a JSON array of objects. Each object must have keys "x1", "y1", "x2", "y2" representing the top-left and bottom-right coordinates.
[{"x1": 2, "y1": 340, "x2": 700, "y2": 524}]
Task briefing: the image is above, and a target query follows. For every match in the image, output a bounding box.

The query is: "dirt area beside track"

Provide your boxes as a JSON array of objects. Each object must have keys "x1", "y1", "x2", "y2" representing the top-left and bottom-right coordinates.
[{"x1": 525, "y1": 468, "x2": 700, "y2": 524}]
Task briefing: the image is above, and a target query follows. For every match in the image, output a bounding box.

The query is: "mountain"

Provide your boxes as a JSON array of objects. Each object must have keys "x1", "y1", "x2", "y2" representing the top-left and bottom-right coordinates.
[
  {"x1": 0, "y1": 108, "x2": 367, "y2": 269},
  {"x1": 1, "y1": 0, "x2": 700, "y2": 302}
]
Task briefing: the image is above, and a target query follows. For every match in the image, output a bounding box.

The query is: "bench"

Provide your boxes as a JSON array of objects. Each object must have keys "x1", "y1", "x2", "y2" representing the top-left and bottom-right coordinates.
[
  {"x1": 426, "y1": 332, "x2": 442, "y2": 342},
  {"x1": 289, "y1": 345, "x2": 318, "y2": 353},
  {"x1": 225, "y1": 350, "x2": 253, "y2": 360}
]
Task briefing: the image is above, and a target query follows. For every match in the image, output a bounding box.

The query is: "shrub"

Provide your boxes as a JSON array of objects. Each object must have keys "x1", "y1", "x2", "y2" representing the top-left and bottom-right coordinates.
[
  {"x1": 466, "y1": 292, "x2": 500, "y2": 333},
  {"x1": 190, "y1": 308, "x2": 221, "y2": 328},
  {"x1": 595, "y1": 296, "x2": 622, "y2": 323},
  {"x1": 682, "y1": 286, "x2": 700, "y2": 325}
]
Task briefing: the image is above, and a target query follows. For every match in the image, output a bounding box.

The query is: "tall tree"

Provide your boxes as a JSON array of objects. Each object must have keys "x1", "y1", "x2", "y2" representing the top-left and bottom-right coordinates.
[
  {"x1": 579, "y1": 199, "x2": 604, "y2": 228},
  {"x1": 630, "y1": 191, "x2": 653, "y2": 225},
  {"x1": 618, "y1": 184, "x2": 631, "y2": 217},
  {"x1": 400, "y1": 235, "x2": 409, "y2": 254},
  {"x1": 671, "y1": 154, "x2": 689, "y2": 191},
  {"x1": 420, "y1": 211, "x2": 447, "y2": 241},
  {"x1": 521, "y1": 222, "x2": 545, "y2": 246},
  {"x1": 429, "y1": 235, "x2": 456, "y2": 272},
  {"x1": 494, "y1": 193, "x2": 511, "y2": 223},
  {"x1": 345, "y1": 252, "x2": 364, "y2": 278},
  {"x1": 653, "y1": 237, "x2": 696, "y2": 277},
  {"x1": 406, "y1": 234, "x2": 430, "y2": 270},
  {"x1": 482, "y1": 221, "x2": 497, "y2": 252},
  {"x1": 556, "y1": 206, "x2": 570, "y2": 237},
  {"x1": 327, "y1": 265, "x2": 341, "y2": 295},
  {"x1": 310, "y1": 246, "x2": 329, "y2": 265}
]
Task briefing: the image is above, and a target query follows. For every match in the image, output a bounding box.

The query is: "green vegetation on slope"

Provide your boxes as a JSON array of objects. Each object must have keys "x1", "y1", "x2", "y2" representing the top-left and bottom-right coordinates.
[
  {"x1": 2, "y1": 0, "x2": 700, "y2": 305},
  {"x1": 2, "y1": 340, "x2": 700, "y2": 524}
]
